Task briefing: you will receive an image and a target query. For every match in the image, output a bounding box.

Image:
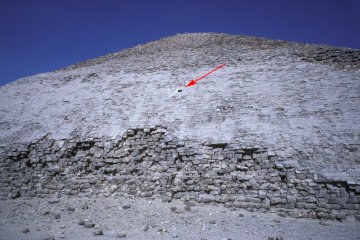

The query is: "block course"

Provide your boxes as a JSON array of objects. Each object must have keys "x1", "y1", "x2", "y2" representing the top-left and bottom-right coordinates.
[
  {"x1": 292, "y1": 46, "x2": 360, "y2": 70},
  {"x1": 0, "y1": 126, "x2": 359, "y2": 221}
]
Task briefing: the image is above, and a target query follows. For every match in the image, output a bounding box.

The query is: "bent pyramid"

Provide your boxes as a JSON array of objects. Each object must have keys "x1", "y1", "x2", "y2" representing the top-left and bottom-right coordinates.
[{"x1": 1, "y1": 33, "x2": 360, "y2": 220}]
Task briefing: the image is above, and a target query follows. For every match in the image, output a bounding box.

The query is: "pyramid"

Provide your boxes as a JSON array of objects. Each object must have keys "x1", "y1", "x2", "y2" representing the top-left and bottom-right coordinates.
[{"x1": 0, "y1": 33, "x2": 360, "y2": 220}]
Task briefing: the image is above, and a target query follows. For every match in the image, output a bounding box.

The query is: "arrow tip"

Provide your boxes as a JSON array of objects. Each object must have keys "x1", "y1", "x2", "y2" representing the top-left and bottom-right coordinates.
[{"x1": 186, "y1": 80, "x2": 196, "y2": 87}]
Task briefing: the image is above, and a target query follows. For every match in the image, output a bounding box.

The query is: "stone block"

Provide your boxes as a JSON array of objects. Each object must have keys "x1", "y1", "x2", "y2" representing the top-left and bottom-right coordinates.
[
  {"x1": 317, "y1": 197, "x2": 329, "y2": 204},
  {"x1": 230, "y1": 202, "x2": 240, "y2": 208},
  {"x1": 331, "y1": 204, "x2": 341, "y2": 210},
  {"x1": 173, "y1": 192, "x2": 186, "y2": 199},
  {"x1": 332, "y1": 198, "x2": 348, "y2": 205},
  {"x1": 290, "y1": 210, "x2": 301, "y2": 218},
  {"x1": 336, "y1": 214, "x2": 346, "y2": 220},
  {"x1": 286, "y1": 196, "x2": 297, "y2": 204},
  {"x1": 258, "y1": 190, "x2": 267, "y2": 199},
  {"x1": 242, "y1": 154, "x2": 252, "y2": 160},
  {"x1": 202, "y1": 195, "x2": 214, "y2": 203},
  {"x1": 307, "y1": 211, "x2": 317, "y2": 219},
  {"x1": 285, "y1": 203, "x2": 295, "y2": 209},
  {"x1": 313, "y1": 173, "x2": 327, "y2": 183},
  {"x1": 275, "y1": 163, "x2": 283, "y2": 170},
  {"x1": 304, "y1": 203, "x2": 317, "y2": 209},
  {"x1": 238, "y1": 202, "x2": 249, "y2": 208},
  {"x1": 236, "y1": 166, "x2": 249, "y2": 172},
  {"x1": 270, "y1": 198, "x2": 283, "y2": 205},
  {"x1": 286, "y1": 172, "x2": 296, "y2": 180},
  {"x1": 267, "y1": 150, "x2": 275, "y2": 157},
  {"x1": 340, "y1": 188, "x2": 350, "y2": 199},
  {"x1": 141, "y1": 192, "x2": 153, "y2": 197},
  {"x1": 304, "y1": 197, "x2": 317, "y2": 204},
  {"x1": 344, "y1": 204, "x2": 355, "y2": 210},
  {"x1": 261, "y1": 202, "x2": 270, "y2": 210},
  {"x1": 296, "y1": 173, "x2": 307, "y2": 180}
]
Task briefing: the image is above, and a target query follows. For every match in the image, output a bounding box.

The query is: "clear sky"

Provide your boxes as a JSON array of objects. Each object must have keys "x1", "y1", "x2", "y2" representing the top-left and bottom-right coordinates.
[{"x1": 0, "y1": 0, "x2": 359, "y2": 86}]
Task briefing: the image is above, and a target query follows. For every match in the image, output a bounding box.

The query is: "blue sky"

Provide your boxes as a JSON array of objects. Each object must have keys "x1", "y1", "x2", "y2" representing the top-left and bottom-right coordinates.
[{"x1": 0, "y1": 0, "x2": 359, "y2": 86}]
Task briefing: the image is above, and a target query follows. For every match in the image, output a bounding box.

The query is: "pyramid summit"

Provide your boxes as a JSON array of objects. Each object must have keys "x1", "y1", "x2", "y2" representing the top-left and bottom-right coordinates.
[{"x1": 1, "y1": 33, "x2": 360, "y2": 222}]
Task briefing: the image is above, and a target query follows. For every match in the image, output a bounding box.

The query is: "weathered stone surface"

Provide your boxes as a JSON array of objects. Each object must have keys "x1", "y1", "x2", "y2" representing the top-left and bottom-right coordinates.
[
  {"x1": 116, "y1": 232, "x2": 126, "y2": 238},
  {"x1": 53, "y1": 211, "x2": 61, "y2": 220},
  {"x1": 84, "y1": 222, "x2": 95, "y2": 228},
  {"x1": 93, "y1": 229, "x2": 103, "y2": 236},
  {"x1": 0, "y1": 126, "x2": 359, "y2": 221}
]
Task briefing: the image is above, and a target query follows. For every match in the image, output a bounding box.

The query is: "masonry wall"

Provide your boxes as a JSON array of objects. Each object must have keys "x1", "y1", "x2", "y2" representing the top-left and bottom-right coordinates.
[{"x1": 0, "y1": 126, "x2": 359, "y2": 221}]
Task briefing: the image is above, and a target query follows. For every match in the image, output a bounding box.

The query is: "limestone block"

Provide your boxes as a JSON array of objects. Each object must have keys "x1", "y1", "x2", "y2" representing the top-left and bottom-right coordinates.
[
  {"x1": 304, "y1": 203, "x2": 317, "y2": 209},
  {"x1": 336, "y1": 214, "x2": 346, "y2": 220},
  {"x1": 344, "y1": 204, "x2": 355, "y2": 210},
  {"x1": 304, "y1": 197, "x2": 318, "y2": 204},
  {"x1": 296, "y1": 173, "x2": 307, "y2": 180},
  {"x1": 331, "y1": 204, "x2": 341, "y2": 210},
  {"x1": 262, "y1": 198, "x2": 271, "y2": 209},
  {"x1": 270, "y1": 197, "x2": 283, "y2": 205},
  {"x1": 317, "y1": 198, "x2": 328, "y2": 204},
  {"x1": 286, "y1": 196, "x2": 297, "y2": 204},
  {"x1": 242, "y1": 154, "x2": 252, "y2": 160}
]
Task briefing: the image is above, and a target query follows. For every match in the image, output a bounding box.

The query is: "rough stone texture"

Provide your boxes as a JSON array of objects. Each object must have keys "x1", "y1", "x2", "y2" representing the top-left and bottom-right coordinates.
[
  {"x1": 293, "y1": 46, "x2": 360, "y2": 70},
  {"x1": 0, "y1": 126, "x2": 359, "y2": 221},
  {"x1": 1, "y1": 33, "x2": 360, "y2": 182},
  {"x1": 0, "y1": 33, "x2": 360, "y2": 222}
]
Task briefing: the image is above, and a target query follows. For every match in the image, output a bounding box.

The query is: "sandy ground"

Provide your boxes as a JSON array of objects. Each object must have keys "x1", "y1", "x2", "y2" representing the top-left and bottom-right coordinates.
[{"x1": 0, "y1": 195, "x2": 359, "y2": 240}]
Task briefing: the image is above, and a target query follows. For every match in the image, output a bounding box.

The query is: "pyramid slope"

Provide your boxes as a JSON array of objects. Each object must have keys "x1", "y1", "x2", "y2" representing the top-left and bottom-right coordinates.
[{"x1": 0, "y1": 33, "x2": 360, "y2": 181}]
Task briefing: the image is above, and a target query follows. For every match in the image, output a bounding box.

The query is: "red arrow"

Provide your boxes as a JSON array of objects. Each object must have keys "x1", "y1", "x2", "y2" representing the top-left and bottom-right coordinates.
[{"x1": 186, "y1": 63, "x2": 226, "y2": 87}]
